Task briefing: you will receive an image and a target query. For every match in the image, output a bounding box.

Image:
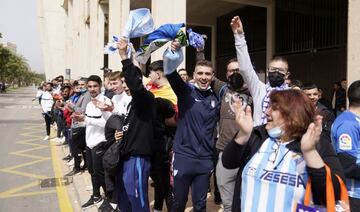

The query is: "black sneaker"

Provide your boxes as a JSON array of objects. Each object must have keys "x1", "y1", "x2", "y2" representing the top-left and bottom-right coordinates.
[
  {"x1": 214, "y1": 192, "x2": 222, "y2": 205},
  {"x1": 98, "y1": 199, "x2": 117, "y2": 212},
  {"x1": 81, "y1": 195, "x2": 102, "y2": 209},
  {"x1": 64, "y1": 169, "x2": 81, "y2": 177}
]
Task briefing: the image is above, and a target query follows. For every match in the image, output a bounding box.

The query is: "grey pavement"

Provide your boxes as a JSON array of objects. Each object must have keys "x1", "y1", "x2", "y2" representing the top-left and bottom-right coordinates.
[{"x1": 0, "y1": 86, "x2": 60, "y2": 212}]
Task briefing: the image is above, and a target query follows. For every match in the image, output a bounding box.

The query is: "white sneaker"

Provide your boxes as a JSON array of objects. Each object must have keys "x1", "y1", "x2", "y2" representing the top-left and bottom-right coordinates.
[
  {"x1": 43, "y1": 136, "x2": 49, "y2": 140},
  {"x1": 55, "y1": 137, "x2": 65, "y2": 145},
  {"x1": 66, "y1": 159, "x2": 74, "y2": 166}
]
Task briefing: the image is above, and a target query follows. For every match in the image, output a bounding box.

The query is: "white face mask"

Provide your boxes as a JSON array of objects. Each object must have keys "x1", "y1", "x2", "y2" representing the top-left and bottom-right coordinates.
[{"x1": 267, "y1": 126, "x2": 283, "y2": 139}]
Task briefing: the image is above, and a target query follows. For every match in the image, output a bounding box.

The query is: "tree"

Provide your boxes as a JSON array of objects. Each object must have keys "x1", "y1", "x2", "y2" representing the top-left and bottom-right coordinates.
[{"x1": 0, "y1": 44, "x2": 44, "y2": 87}]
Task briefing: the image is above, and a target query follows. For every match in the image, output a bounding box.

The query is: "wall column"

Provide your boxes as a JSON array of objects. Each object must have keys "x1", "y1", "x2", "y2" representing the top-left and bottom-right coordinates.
[
  {"x1": 347, "y1": 0, "x2": 360, "y2": 87},
  {"x1": 108, "y1": 0, "x2": 129, "y2": 71},
  {"x1": 151, "y1": 0, "x2": 186, "y2": 68}
]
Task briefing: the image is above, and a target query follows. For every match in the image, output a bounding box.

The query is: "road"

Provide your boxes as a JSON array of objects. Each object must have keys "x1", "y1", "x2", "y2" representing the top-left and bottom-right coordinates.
[{"x1": 0, "y1": 86, "x2": 65, "y2": 211}]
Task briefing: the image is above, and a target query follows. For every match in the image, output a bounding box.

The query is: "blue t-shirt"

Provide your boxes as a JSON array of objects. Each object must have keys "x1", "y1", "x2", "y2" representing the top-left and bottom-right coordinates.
[{"x1": 331, "y1": 111, "x2": 360, "y2": 198}]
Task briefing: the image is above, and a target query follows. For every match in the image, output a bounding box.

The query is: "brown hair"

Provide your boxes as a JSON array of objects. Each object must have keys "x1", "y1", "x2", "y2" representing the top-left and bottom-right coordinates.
[
  {"x1": 195, "y1": 60, "x2": 214, "y2": 72},
  {"x1": 270, "y1": 56, "x2": 289, "y2": 71},
  {"x1": 226, "y1": 58, "x2": 238, "y2": 68},
  {"x1": 269, "y1": 89, "x2": 316, "y2": 140},
  {"x1": 108, "y1": 71, "x2": 121, "y2": 81}
]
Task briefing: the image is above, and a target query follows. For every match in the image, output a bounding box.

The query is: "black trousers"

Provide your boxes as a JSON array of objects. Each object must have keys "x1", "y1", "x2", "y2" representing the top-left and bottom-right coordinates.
[
  {"x1": 150, "y1": 153, "x2": 171, "y2": 211},
  {"x1": 350, "y1": 197, "x2": 360, "y2": 212},
  {"x1": 54, "y1": 110, "x2": 65, "y2": 138},
  {"x1": 86, "y1": 144, "x2": 107, "y2": 197},
  {"x1": 70, "y1": 127, "x2": 86, "y2": 170},
  {"x1": 43, "y1": 113, "x2": 52, "y2": 136}
]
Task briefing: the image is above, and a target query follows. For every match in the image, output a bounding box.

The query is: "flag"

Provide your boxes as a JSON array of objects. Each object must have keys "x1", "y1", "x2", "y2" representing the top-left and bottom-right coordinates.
[
  {"x1": 187, "y1": 28, "x2": 206, "y2": 49},
  {"x1": 136, "y1": 23, "x2": 187, "y2": 64},
  {"x1": 122, "y1": 8, "x2": 155, "y2": 38},
  {"x1": 104, "y1": 8, "x2": 155, "y2": 55}
]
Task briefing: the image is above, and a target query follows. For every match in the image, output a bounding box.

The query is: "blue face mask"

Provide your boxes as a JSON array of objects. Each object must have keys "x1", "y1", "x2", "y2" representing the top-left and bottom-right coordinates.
[
  {"x1": 267, "y1": 126, "x2": 283, "y2": 139},
  {"x1": 80, "y1": 88, "x2": 87, "y2": 93}
]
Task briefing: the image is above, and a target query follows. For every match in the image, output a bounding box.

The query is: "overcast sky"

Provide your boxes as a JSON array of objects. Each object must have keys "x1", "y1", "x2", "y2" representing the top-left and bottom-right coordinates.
[{"x1": 0, "y1": 0, "x2": 43, "y2": 73}]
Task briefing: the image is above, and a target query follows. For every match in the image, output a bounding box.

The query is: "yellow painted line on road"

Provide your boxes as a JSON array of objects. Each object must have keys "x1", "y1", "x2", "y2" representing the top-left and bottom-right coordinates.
[
  {"x1": 50, "y1": 141, "x2": 73, "y2": 212},
  {"x1": 0, "y1": 169, "x2": 48, "y2": 179},
  {"x1": 1, "y1": 190, "x2": 56, "y2": 199},
  {"x1": 0, "y1": 181, "x2": 39, "y2": 197},
  {"x1": 0, "y1": 123, "x2": 54, "y2": 199},
  {"x1": 0, "y1": 159, "x2": 48, "y2": 171},
  {"x1": 0, "y1": 181, "x2": 55, "y2": 199}
]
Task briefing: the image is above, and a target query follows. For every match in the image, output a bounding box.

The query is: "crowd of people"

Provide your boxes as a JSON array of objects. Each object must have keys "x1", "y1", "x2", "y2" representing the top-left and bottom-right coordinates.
[{"x1": 34, "y1": 16, "x2": 359, "y2": 212}]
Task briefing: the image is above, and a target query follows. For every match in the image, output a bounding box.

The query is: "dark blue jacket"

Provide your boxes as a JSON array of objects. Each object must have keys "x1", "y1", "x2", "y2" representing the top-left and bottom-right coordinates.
[{"x1": 167, "y1": 71, "x2": 220, "y2": 160}]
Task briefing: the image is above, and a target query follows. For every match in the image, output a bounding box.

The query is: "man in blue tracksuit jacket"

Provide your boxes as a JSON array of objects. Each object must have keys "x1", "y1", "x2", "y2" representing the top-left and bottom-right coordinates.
[
  {"x1": 163, "y1": 46, "x2": 220, "y2": 212},
  {"x1": 331, "y1": 80, "x2": 360, "y2": 212}
]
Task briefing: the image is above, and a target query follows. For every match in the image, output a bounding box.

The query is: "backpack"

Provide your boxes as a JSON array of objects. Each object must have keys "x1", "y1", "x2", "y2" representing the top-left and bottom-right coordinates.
[{"x1": 102, "y1": 114, "x2": 127, "y2": 176}]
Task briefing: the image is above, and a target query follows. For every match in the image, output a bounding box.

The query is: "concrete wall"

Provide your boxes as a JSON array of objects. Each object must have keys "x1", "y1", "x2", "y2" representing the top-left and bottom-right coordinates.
[
  {"x1": 37, "y1": 0, "x2": 66, "y2": 80},
  {"x1": 38, "y1": 0, "x2": 355, "y2": 86},
  {"x1": 347, "y1": 0, "x2": 360, "y2": 88},
  {"x1": 108, "y1": 0, "x2": 130, "y2": 72},
  {"x1": 151, "y1": 0, "x2": 186, "y2": 69}
]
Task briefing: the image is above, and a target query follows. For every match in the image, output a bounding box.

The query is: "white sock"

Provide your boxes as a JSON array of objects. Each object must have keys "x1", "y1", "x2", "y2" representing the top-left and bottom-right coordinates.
[
  {"x1": 110, "y1": 203, "x2": 117, "y2": 209},
  {"x1": 154, "y1": 210, "x2": 162, "y2": 212}
]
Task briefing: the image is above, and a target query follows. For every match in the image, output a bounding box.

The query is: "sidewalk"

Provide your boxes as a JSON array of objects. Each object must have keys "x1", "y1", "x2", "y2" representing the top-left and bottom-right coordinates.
[
  {"x1": 53, "y1": 136, "x2": 223, "y2": 212},
  {"x1": 54, "y1": 141, "x2": 97, "y2": 212}
]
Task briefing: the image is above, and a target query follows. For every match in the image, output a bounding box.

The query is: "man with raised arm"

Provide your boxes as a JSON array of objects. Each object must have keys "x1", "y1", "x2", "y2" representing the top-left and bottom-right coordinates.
[
  {"x1": 231, "y1": 16, "x2": 289, "y2": 126},
  {"x1": 163, "y1": 44, "x2": 220, "y2": 211}
]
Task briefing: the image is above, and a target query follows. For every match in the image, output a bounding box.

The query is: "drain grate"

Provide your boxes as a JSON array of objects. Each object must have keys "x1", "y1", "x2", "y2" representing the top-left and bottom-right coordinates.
[{"x1": 39, "y1": 176, "x2": 73, "y2": 188}]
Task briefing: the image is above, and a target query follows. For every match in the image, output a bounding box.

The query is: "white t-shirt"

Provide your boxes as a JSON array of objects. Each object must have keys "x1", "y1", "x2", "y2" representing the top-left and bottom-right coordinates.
[{"x1": 84, "y1": 94, "x2": 112, "y2": 149}]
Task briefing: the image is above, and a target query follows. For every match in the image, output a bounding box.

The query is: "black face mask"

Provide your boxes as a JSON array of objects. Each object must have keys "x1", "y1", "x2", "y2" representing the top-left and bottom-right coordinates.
[
  {"x1": 228, "y1": 73, "x2": 244, "y2": 91},
  {"x1": 268, "y1": 72, "x2": 285, "y2": 87}
]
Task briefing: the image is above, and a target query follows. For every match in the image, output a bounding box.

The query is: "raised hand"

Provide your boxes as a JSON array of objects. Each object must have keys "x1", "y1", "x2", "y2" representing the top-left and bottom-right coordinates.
[
  {"x1": 170, "y1": 39, "x2": 181, "y2": 52},
  {"x1": 230, "y1": 16, "x2": 244, "y2": 34},
  {"x1": 117, "y1": 38, "x2": 128, "y2": 60},
  {"x1": 163, "y1": 47, "x2": 184, "y2": 75},
  {"x1": 232, "y1": 98, "x2": 253, "y2": 144},
  {"x1": 300, "y1": 115, "x2": 323, "y2": 153}
]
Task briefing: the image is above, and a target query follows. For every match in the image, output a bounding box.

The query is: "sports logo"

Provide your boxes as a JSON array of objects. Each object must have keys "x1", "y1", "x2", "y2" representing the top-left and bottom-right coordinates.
[
  {"x1": 246, "y1": 166, "x2": 257, "y2": 177},
  {"x1": 338, "y1": 133, "x2": 352, "y2": 150}
]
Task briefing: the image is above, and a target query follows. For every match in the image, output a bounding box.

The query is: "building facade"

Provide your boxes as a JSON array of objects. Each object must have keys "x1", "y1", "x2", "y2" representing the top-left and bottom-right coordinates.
[
  {"x1": 37, "y1": 0, "x2": 359, "y2": 99},
  {"x1": 0, "y1": 42, "x2": 17, "y2": 53}
]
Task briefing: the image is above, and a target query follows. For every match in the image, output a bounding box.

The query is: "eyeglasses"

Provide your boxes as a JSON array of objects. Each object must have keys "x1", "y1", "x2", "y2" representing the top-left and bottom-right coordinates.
[
  {"x1": 267, "y1": 67, "x2": 287, "y2": 75},
  {"x1": 268, "y1": 142, "x2": 280, "y2": 163}
]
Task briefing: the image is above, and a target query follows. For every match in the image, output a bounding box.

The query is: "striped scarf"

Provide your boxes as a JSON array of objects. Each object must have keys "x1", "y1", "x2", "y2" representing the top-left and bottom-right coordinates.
[{"x1": 261, "y1": 83, "x2": 288, "y2": 124}]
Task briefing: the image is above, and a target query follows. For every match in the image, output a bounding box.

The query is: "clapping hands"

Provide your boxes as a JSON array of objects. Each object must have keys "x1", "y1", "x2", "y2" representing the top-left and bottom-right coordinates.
[
  {"x1": 92, "y1": 98, "x2": 114, "y2": 112},
  {"x1": 232, "y1": 98, "x2": 253, "y2": 144}
]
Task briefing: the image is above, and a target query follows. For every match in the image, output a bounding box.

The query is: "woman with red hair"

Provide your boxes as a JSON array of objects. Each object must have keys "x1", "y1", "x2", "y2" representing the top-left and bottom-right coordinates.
[{"x1": 222, "y1": 89, "x2": 347, "y2": 211}]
